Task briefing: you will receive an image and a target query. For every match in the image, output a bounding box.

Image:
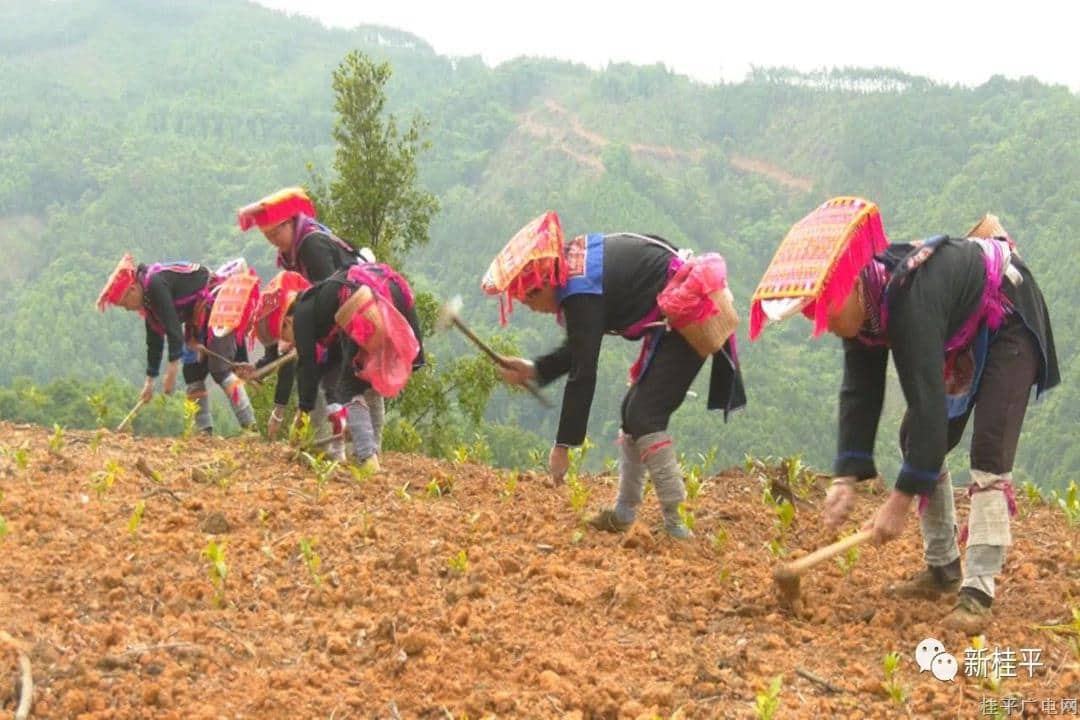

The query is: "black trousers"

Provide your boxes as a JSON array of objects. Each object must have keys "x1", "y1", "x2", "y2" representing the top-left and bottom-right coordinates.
[
  {"x1": 620, "y1": 330, "x2": 705, "y2": 438},
  {"x1": 900, "y1": 314, "x2": 1040, "y2": 475}
]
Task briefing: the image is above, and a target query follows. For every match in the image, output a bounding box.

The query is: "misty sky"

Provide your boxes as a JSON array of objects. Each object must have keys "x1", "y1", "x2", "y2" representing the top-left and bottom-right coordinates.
[{"x1": 252, "y1": 0, "x2": 1078, "y2": 90}]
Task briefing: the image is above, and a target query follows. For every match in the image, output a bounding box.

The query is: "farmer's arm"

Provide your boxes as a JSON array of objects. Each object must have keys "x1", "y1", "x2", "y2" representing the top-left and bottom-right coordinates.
[
  {"x1": 887, "y1": 286, "x2": 950, "y2": 497},
  {"x1": 145, "y1": 275, "x2": 185, "y2": 367},
  {"x1": 834, "y1": 339, "x2": 889, "y2": 480},
  {"x1": 537, "y1": 294, "x2": 605, "y2": 447}
]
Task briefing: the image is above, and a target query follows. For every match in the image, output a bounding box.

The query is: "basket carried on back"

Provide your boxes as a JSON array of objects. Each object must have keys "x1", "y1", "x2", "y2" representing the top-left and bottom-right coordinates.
[
  {"x1": 657, "y1": 253, "x2": 738, "y2": 358},
  {"x1": 675, "y1": 288, "x2": 739, "y2": 358}
]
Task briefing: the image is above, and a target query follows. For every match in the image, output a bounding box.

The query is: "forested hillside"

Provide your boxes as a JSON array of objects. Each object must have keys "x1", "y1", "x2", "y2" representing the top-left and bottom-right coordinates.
[{"x1": 1, "y1": 0, "x2": 1077, "y2": 489}]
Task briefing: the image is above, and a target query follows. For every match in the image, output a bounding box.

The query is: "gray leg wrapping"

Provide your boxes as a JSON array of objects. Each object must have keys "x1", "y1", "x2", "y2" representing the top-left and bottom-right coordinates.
[
  {"x1": 962, "y1": 469, "x2": 1013, "y2": 599},
  {"x1": 346, "y1": 395, "x2": 377, "y2": 462},
  {"x1": 613, "y1": 432, "x2": 646, "y2": 524},
  {"x1": 364, "y1": 388, "x2": 384, "y2": 453},
  {"x1": 220, "y1": 373, "x2": 255, "y2": 428},
  {"x1": 635, "y1": 432, "x2": 686, "y2": 529},
  {"x1": 921, "y1": 469, "x2": 961, "y2": 567}
]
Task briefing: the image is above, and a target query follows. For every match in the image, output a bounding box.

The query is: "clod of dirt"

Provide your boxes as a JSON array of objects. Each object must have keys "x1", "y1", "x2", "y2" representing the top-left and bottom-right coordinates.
[{"x1": 198, "y1": 511, "x2": 231, "y2": 534}]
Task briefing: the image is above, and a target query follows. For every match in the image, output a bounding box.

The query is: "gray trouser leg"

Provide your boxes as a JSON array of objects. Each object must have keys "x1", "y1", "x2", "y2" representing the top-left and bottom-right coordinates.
[
  {"x1": 613, "y1": 432, "x2": 646, "y2": 524},
  {"x1": 962, "y1": 469, "x2": 1012, "y2": 599},
  {"x1": 187, "y1": 380, "x2": 213, "y2": 433},
  {"x1": 921, "y1": 469, "x2": 961, "y2": 567},
  {"x1": 635, "y1": 431, "x2": 685, "y2": 520},
  {"x1": 346, "y1": 395, "x2": 377, "y2": 462},
  {"x1": 219, "y1": 373, "x2": 255, "y2": 427},
  {"x1": 364, "y1": 388, "x2": 384, "y2": 453}
]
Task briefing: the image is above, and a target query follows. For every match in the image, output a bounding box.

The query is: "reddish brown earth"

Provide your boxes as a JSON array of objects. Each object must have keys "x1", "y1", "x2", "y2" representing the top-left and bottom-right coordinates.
[{"x1": 1, "y1": 421, "x2": 1077, "y2": 719}]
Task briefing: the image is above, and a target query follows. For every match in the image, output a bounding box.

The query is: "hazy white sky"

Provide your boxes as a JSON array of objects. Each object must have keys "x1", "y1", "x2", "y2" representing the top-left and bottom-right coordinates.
[{"x1": 253, "y1": 0, "x2": 1079, "y2": 90}]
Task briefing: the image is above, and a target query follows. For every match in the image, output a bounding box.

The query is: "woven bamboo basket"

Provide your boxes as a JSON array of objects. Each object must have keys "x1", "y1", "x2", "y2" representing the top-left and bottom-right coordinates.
[
  {"x1": 334, "y1": 286, "x2": 384, "y2": 348},
  {"x1": 676, "y1": 288, "x2": 739, "y2": 358}
]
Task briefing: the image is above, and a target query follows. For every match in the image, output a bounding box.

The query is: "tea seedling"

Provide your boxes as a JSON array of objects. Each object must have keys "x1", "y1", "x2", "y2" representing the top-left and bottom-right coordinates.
[
  {"x1": 1035, "y1": 604, "x2": 1080, "y2": 660},
  {"x1": 48, "y1": 423, "x2": 65, "y2": 455},
  {"x1": 395, "y1": 482, "x2": 412, "y2": 501},
  {"x1": 127, "y1": 500, "x2": 146, "y2": 538},
  {"x1": 288, "y1": 412, "x2": 315, "y2": 448},
  {"x1": 302, "y1": 452, "x2": 339, "y2": 499},
  {"x1": 0, "y1": 515, "x2": 8, "y2": 540},
  {"x1": 346, "y1": 460, "x2": 376, "y2": 484},
  {"x1": 89, "y1": 459, "x2": 123, "y2": 499},
  {"x1": 567, "y1": 474, "x2": 590, "y2": 517},
  {"x1": 13, "y1": 445, "x2": 29, "y2": 472},
  {"x1": 754, "y1": 675, "x2": 782, "y2": 720},
  {"x1": 1052, "y1": 480, "x2": 1080, "y2": 526},
  {"x1": 500, "y1": 470, "x2": 519, "y2": 501},
  {"x1": 782, "y1": 454, "x2": 816, "y2": 500},
  {"x1": 447, "y1": 550, "x2": 469, "y2": 576},
  {"x1": 710, "y1": 526, "x2": 729, "y2": 555},
  {"x1": 202, "y1": 540, "x2": 228, "y2": 607},
  {"x1": 298, "y1": 537, "x2": 322, "y2": 587},
  {"x1": 181, "y1": 398, "x2": 200, "y2": 439},
  {"x1": 835, "y1": 532, "x2": 860, "y2": 576},
  {"x1": 882, "y1": 651, "x2": 908, "y2": 705},
  {"x1": 677, "y1": 503, "x2": 696, "y2": 533}
]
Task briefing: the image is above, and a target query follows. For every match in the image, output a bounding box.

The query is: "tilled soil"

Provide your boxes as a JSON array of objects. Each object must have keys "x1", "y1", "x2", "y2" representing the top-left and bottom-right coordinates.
[{"x1": 0, "y1": 421, "x2": 1077, "y2": 719}]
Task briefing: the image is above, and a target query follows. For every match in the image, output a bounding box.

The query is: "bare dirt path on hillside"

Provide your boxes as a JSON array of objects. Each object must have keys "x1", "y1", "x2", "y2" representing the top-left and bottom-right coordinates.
[
  {"x1": 517, "y1": 100, "x2": 814, "y2": 193},
  {"x1": 0, "y1": 421, "x2": 1077, "y2": 718}
]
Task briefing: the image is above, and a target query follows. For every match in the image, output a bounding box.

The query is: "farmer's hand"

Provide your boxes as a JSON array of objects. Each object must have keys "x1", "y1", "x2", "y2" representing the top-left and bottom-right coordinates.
[
  {"x1": 234, "y1": 362, "x2": 257, "y2": 381},
  {"x1": 497, "y1": 356, "x2": 536, "y2": 386},
  {"x1": 267, "y1": 404, "x2": 287, "y2": 441},
  {"x1": 140, "y1": 376, "x2": 155, "y2": 403},
  {"x1": 862, "y1": 490, "x2": 914, "y2": 545},
  {"x1": 162, "y1": 360, "x2": 180, "y2": 395},
  {"x1": 823, "y1": 476, "x2": 858, "y2": 530},
  {"x1": 549, "y1": 444, "x2": 570, "y2": 484}
]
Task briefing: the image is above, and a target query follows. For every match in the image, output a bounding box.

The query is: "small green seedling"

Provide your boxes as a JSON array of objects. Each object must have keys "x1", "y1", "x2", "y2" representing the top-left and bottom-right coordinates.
[
  {"x1": 425, "y1": 478, "x2": 444, "y2": 499},
  {"x1": 0, "y1": 515, "x2": 8, "y2": 540},
  {"x1": 298, "y1": 537, "x2": 322, "y2": 587},
  {"x1": 1052, "y1": 480, "x2": 1080, "y2": 526},
  {"x1": 1035, "y1": 604, "x2": 1080, "y2": 661},
  {"x1": 13, "y1": 445, "x2": 29, "y2": 472},
  {"x1": 754, "y1": 674, "x2": 783, "y2": 720},
  {"x1": 882, "y1": 651, "x2": 908, "y2": 705},
  {"x1": 288, "y1": 412, "x2": 314, "y2": 448},
  {"x1": 677, "y1": 503, "x2": 696, "y2": 533},
  {"x1": 567, "y1": 474, "x2": 590, "y2": 517},
  {"x1": 782, "y1": 454, "x2": 816, "y2": 499},
  {"x1": 447, "y1": 549, "x2": 469, "y2": 576},
  {"x1": 835, "y1": 532, "x2": 860, "y2": 576},
  {"x1": 347, "y1": 460, "x2": 376, "y2": 484},
  {"x1": 395, "y1": 482, "x2": 412, "y2": 501},
  {"x1": 181, "y1": 398, "x2": 200, "y2": 440},
  {"x1": 90, "y1": 459, "x2": 123, "y2": 499},
  {"x1": 685, "y1": 464, "x2": 703, "y2": 502},
  {"x1": 301, "y1": 452, "x2": 339, "y2": 499},
  {"x1": 202, "y1": 540, "x2": 228, "y2": 607},
  {"x1": 710, "y1": 526, "x2": 729, "y2": 555},
  {"x1": 500, "y1": 470, "x2": 519, "y2": 501},
  {"x1": 48, "y1": 423, "x2": 65, "y2": 454},
  {"x1": 127, "y1": 500, "x2": 146, "y2": 538}
]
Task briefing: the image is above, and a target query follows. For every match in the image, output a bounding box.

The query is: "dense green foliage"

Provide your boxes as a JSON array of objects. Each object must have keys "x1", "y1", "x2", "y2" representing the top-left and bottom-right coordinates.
[{"x1": 1, "y1": 0, "x2": 1076, "y2": 489}]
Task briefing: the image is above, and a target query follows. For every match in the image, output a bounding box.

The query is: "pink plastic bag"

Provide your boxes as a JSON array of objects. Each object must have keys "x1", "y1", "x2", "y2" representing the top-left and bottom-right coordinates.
[
  {"x1": 657, "y1": 253, "x2": 729, "y2": 329},
  {"x1": 355, "y1": 295, "x2": 420, "y2": 397}
]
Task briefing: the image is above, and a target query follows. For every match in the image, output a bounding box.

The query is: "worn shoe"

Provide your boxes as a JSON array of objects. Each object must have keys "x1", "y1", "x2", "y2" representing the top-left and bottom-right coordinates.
[
  {"x1": 943, "y1": 590, "x2": 992, "y2": 634},
  {"x1": 587, "y1": 508, "x2": 633, "y2": 533},
  {"x1": 663, "y1": 521, "x2": 692, "y2": 540},
  {"x1": 887, "y1": 560, "x2": 962, "y2": 600}
]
